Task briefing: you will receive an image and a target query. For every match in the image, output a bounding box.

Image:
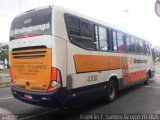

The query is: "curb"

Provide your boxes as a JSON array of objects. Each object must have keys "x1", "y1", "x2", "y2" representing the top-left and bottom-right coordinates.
[
  {"x1": 0, "y1": 75, "x2": 10, "y2": 78},
  {"x1": 0, "y1": 83, "x2": 10, "y2": 88}
]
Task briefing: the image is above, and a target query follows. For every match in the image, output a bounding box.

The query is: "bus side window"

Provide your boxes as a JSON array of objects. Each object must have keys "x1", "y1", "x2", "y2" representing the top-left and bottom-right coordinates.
[
  {"x1": 94, "y1": 25, "x2": 99, "y2": 50},
  {"x1": 135, "y1": 38, "x2": 139, "y2": 54},
  {"x1": 148, "y1": 43, "x2": 151, "y2": 55},
  {"x1": 139, "y1": 39, "x2": 144, "y2": 54},
  {"x1": 81, "y1": 21, "x2": 93, "y2": 38},
  {"x1": 67, "y1": 16, "x2": 95, "y2": 50},
  {"x1": 144, "y1": 41, "x2": 150, "y2": 55},
  {"x1": 112, "y1": 31, "x2": 117, "y2": 51},
  {"x1": 126, "y1": 35, "x2": 131, "y2": 53},
  {"x1": 107, "y1": 29, "x2": 112, "y2": 51},
  {"x1": 68, "y1": 16, "x2": 80, "y2": 36},
  {"x1": 99, "y1": 27, "x2": 108, "y2": 51},
  {"x1": 94, "y1": 26, "x2": 109, "y2": 51},
  {"x1": 117, "y1": 32, "x2": 125, "y2": 52},
  {"x1": 152, "y1": 48, "x2": 157, "y2": 62},
  {"x1": 130, "y1": 36, "x2": 135, "y2": 53},
  {"x1": 80, "y1": 21, "x2": 94, "y2": 49},
  {"x1": 142, "y1": 41, "x2": 146, "y2": 55}
]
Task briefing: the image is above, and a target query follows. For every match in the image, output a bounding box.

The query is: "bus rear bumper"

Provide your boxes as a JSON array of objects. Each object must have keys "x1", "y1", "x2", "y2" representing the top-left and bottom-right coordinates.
[{"x1": 11, "y1": 86, "x2": 63, "y2": 108}]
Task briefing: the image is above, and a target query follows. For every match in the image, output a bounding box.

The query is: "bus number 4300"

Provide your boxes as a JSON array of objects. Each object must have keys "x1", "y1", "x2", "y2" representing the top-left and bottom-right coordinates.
[{"x1": 87, "y1": 75, "x2": 97, "y2": 82}]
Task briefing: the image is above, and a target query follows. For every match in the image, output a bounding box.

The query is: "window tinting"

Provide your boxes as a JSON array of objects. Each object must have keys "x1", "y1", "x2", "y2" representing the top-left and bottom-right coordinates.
[
  {"x1": 135, "y1": 38, "x2": 139, "y2": 53},
  {"x1": 81, "y1": 21, "x2": 92, "y2": 38},
  {"x1": 68, "y1": 17, "x2": 80, "y2": 36},
  {"x1": 10, "y1": 8, "x2": 52, "y2": 40},
  {"x1": 139, "y1": 40, "x2": 144, "y2": 54},
  {"x1": 67, "y1": 16, "x2": 94, "y2": 50},
  {"x1": 117, "y1": 32, "x2": 124, "y2": 52},
  {"x1": 130, "y1": 37, "x2": 135, "y2": 53},
  {"x1": 113, "y1": 31, "x2": 117, "y2": 51},
  {"x1": 65, "y1": 14, "x2": 151, "y2": 55},
  {"x1": 145, "y1": 41, "x2": 150, "y2": 55},
  {"x1": 99, "y1": 27, "x2": 108, "y2": 51},
  {"x1": 126, "y1": 35, "x2": 131, "y2": 52},
  {"x1": 94, "y1": 26, "x2": 99, "y2": 50}
]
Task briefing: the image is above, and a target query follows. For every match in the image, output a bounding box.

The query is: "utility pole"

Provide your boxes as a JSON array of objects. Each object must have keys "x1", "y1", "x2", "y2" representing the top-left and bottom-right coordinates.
[
  {"x1": 122, "y1": 9, "x2": 129, "y2": 29},
  {"x1": 19, "y1": 0, "x2": 21, "y2": 14}
]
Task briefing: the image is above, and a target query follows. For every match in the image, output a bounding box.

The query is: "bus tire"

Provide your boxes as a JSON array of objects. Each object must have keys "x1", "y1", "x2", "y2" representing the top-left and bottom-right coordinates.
[
  {"x1": 106, "y1": 79, "x2": 118, "y2": 102},
  {"x1": 144, "y1": 80, "x2": 148, "y2": 85},
  {"x1": 144, "y1": 72, "x2": 150, "y2": 85}
]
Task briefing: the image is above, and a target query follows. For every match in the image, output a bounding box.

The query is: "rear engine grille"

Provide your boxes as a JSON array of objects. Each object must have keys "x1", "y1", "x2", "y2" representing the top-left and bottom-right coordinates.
[{"x1": 12, "y1": 46, "x2": 47, "y2": 59}]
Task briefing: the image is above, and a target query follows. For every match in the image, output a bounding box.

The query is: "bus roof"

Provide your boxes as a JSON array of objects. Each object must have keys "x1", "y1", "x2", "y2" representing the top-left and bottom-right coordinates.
[
  {"x1": 58, "y1": 6, "x2": 150, "y2": 42},
  {"x1": 15, "y1": 5, "x2": 151, "y2": 43}
]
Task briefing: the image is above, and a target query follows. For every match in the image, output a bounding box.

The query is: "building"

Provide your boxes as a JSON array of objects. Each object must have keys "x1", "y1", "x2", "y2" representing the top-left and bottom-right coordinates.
[{"x1": 0, "y1": 42, "x2": 8, "y2": 51}]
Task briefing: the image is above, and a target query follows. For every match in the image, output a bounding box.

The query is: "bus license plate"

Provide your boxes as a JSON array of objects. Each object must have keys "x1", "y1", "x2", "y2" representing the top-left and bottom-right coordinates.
[{"x1": 25, "y1": 94, "x2": 33, "y2": 100}]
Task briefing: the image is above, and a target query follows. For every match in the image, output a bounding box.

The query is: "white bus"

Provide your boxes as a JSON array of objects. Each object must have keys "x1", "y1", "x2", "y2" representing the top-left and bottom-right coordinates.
[{"x1": 9, "y1": 5, "x2": 155, "y2": 107}]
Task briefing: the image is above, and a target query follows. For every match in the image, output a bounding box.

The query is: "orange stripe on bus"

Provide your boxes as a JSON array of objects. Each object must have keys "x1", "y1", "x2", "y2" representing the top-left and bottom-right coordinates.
[{"x1": 74, "y1": 54, "x2": 121, "y2": 73}]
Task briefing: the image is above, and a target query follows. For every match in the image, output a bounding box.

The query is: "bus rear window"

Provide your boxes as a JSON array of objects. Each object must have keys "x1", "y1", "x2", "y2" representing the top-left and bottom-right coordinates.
[{"x1": 10, "y1": 8, "x2": 52, "y2": 40}]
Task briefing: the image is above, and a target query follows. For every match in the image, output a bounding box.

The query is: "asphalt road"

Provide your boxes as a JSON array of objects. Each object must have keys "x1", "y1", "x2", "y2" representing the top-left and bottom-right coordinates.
[
  {"x1": 1, "y1": 74, "x2": 160, "y2": 119},
  {"x1": 0, "y1": 69, "x2": 10, "y2": 83}
]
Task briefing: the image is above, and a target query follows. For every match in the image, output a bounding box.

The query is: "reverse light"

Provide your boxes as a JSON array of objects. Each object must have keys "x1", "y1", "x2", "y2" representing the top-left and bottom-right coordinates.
[
  {"x1": 51, "y1": 81, "x2": 61, "y2": 88},
  {"x1": 47, "y1": 67, "x2": 62, "y2": 92}
]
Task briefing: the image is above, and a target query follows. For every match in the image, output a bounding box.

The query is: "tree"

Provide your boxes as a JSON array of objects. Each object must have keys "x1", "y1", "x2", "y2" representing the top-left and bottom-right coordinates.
[{"x1": 0, "y1": 49, "x2": 9, "y2": 61}]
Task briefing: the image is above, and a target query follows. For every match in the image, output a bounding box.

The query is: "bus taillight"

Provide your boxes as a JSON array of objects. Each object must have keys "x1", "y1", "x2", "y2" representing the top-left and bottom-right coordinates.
[
  {"x1": 51, "y1": 67, "x2": 57, "y2": 81},
  {"x1": 47, "y1": 67, "x2": 62, "y2": 92}
]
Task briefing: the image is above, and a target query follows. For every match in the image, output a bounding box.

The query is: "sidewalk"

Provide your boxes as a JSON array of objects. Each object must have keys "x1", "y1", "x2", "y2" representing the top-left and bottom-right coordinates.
[{"x1": 0, "y1": 69, "x2": 10, "y2": 87}]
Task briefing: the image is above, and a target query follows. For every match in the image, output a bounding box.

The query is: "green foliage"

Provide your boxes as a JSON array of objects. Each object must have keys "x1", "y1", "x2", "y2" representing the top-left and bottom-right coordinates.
[{"x1": 0, "y1": 49, "x2": 9, "y2": 61}]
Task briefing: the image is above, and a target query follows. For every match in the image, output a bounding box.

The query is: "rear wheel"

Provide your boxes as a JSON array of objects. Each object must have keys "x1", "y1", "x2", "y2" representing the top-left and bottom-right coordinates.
[
  {"x1": 144, "y1": 72, "x2": 150, "y2": 85},
  {"x1": 106, "y1": 80, "x2": 118, "y2": 102}
]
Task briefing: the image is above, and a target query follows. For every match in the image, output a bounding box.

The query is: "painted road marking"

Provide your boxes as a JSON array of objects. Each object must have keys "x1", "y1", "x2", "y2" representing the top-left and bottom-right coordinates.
[
  {"x1": 0, "y1": 96, "x2": 13, "y2": 101},
  {"x1": 143, "y1": 86, "x2": 160, "y2": 89},
  {"x1": 19, "y1": 109, "x2": 57, "y2": 120},
  {"x1": 155, "y1": 74, "x2": 160, "y2": 77},
  {"x1": 0, "y1": 107, "x2": 17, "y2": 120}
]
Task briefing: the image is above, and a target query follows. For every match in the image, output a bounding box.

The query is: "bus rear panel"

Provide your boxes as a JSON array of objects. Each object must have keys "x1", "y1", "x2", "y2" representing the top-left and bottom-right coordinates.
[{"x1": 10, "y1": 7, "x2": 66, "y2": 107}]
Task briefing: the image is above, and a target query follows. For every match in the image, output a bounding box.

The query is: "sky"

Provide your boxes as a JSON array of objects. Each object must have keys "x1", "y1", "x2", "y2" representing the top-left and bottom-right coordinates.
[{"x1": 0, "y1": 0, "x2": 160, "y2": 47}]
